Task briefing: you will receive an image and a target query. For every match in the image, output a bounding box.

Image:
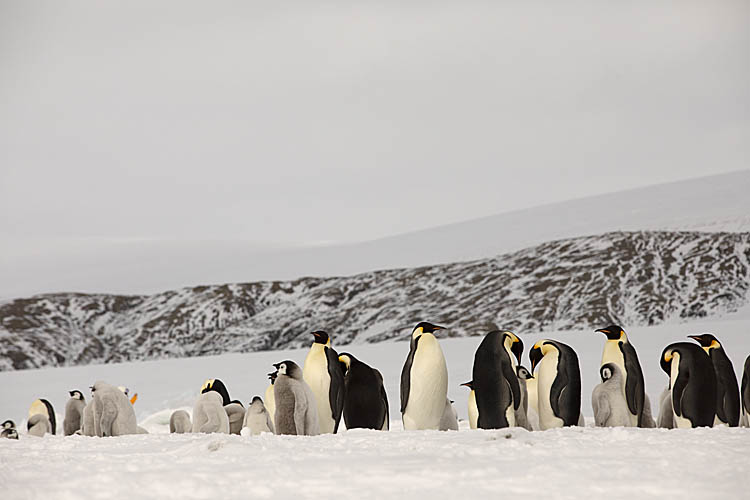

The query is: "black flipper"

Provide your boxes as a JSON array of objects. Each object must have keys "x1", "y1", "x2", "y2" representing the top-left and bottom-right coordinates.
[
  {"x1": 548, "y1": 341, "x2": 581, "y2": 426},
  {"x1": 742, "y1": 355, "x2": 750, "y2": 415},
  {"x1": 620, "y1": 341, "x2": 645, "y2": 426},
  {"x1": 376, "y1": 369, "x2": 390, "y2": 430},
  {"x1": 712, "y1": 348, "x2": 740, "y2": 426},
  {"x1": 400, "y1": 336, "x2": 419, "y2": 414},
  {"x1": 41, "y1": 399, "x2": 56, "y2": 435},
  {"x1": 671, "y1": 361, "x2": 689, "y2": 418},
  {"x1": 325, "y1": 345, "x2": 346, "y2": 433}
]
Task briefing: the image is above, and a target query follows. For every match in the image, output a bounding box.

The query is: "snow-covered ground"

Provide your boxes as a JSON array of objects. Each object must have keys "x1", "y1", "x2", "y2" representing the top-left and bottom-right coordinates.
[{"x1": 1, "y1": 318, "x2": 749, "y2": 499}]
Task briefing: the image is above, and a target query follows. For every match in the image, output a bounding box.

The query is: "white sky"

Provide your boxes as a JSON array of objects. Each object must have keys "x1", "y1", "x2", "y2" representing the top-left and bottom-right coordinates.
[{"x1": 0, "y1": 1, "x2": 748, "y2": 296}]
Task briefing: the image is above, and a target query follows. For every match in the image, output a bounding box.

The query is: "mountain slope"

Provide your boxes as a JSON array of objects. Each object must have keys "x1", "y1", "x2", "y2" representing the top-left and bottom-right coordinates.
[{"x1": 1, "y1": 230, "x2": 748, "y2": 371}]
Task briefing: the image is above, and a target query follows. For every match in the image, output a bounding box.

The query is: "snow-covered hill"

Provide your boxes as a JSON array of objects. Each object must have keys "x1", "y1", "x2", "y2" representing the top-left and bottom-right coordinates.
[{"x1": 2, "y1": 230, "x2": 748, "y2": 371}]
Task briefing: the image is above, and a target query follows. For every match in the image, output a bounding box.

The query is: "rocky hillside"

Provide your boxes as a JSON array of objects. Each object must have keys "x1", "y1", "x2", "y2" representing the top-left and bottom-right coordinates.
[{"x1": 1, "y1": 230, "x2": 748, "y2": 371}]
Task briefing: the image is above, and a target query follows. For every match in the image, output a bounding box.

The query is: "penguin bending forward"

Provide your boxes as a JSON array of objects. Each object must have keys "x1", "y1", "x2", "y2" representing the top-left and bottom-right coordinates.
[
  {"x1": 91, "y1": 381, "x2": 138, "y2": 437},
  {"x1": 27, "y1": 399, "x2": 56, "y2": 437},
  {"x1": 302, "y1": 331, "x2": 345, "y2": 434},
  {"x1": 741, "y1": 355, "x2": 750, "y2": 427},
  {"x1": 595, "y1": 325, "x2": 647, "y2": 427},
  {"x1": 688, "y1": 334, "x2": 740, "y2": 426},
  {"x1": 169, "y1": 410, "x2": 192, "y2": 433},
  {"x1": 529, "y1": 339, "x2": 581, "y2": 429},
  {"x1": 273, "y1": 361, "x2": 320, "y2": 436},
  {"x1": 660, "y1": 342, "x2": 717, "y2": 428},
  {"x1": 472, "y1": 330, "x2": 523, "y2": 429},
  {"x1": 192, "y1": 379, "x2": 230, "y2": 434},
  {"x1": 242, "y1": 397, "x2": 274, "y2": 435},
  {"x1": 460, "y1": 382, "x2": 478, "y2": 430},
  {"x1": 338, "y1": 353, "x2": 389, "y2": 430},
  {"x1": 63, "y1": 390, "x2": 86, "y2": 436},
  {"x1": 400, "y1": 322, "x2": 449, "y2": 430}
]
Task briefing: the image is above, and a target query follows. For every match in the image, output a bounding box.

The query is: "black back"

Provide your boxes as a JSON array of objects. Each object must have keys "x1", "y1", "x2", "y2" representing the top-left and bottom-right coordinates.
[
  {"x1": 709, "y1": 347, "x2": 740, "y2": 426},
  {"x1": 400, "y1": 335, "x2": 419, "y2": 413},
  {"x1": 340, "y1": 353, "x2": 389, "y2": 430},
  {"x1": 742, "y1": 355, "x2": 750, "y2": 415},
  {"x1": 546, "y1": 340, "x2": 581, "y2": 426},
  {"x1": 662, "y1": 342, "x2": 717, "y2": 427},
  {"x1": 325, "y1": 345, "x2": 346, "y2": 433},
  {"x1": 472, "y1": 331, "x2": 521, "y2": 429},
  {"x1": 619, "y1": 341, "x2": 646, "y2": 426},
  {"x1": 42, "y1": 399, "x2": 56, "y2": 435}
]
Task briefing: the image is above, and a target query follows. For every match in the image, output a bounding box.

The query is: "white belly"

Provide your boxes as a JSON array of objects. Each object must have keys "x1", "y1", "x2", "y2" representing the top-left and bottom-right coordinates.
[
  {"x1": 467, "y1": 391, "x2": 478, "y2": 430},
  {"x1": 264, "y1": 384, "x2": 276, "y2": 423},
  {"x1": 537, "y1": 351, "x2": 564, "y2": 430},
  {"x1": 527, "y1": 377, "x2": 539, "y2": 415},
  {"x1": 669, "y1": 353, "x2": 691, "y2": 429},
  {"x1": 303, "y1": 347, "x2": 334, "y2": 434},
  {"x1": 403, "y1": 335, "x2": 448, "y2": 430}
]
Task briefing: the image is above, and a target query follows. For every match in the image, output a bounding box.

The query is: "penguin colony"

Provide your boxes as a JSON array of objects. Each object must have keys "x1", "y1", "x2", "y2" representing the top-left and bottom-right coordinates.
[{"x1": 3, "y1": 323, "x2": 750, "y2": 440}]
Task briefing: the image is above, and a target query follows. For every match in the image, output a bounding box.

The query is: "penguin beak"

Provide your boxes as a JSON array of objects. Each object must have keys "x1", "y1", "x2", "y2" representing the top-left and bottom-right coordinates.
[
  {"x1": 272, "y1": 363, "x2": 281, "y2": 369},
  {"x1": 687, "y1": 335, "x2": 703, "y2": 344}
]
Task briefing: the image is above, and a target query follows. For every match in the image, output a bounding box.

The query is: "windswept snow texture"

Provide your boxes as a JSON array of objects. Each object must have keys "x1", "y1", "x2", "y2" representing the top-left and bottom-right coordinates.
[
  {"x1": 0, "y1": 320, "x2": 749, "y2": 500},
  {"x1": 1, "y1": 230, "x2": 749, "y2": 370}
]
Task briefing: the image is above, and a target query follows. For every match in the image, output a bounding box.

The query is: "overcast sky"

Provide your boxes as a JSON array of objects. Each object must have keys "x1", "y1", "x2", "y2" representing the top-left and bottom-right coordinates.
[{"x1": 1, "y1": 1, "x2": 749, "y2": 296}]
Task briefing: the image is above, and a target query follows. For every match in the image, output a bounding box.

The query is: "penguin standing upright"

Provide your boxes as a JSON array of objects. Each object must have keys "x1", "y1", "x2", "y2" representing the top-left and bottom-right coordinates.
[
  {"x1": 400, "y1": 322, "x2": 449, "y2": 430},
  {"x1": 338, "y1": 353, "x2": 389, "y2": 431},
  {"x1": 302, "y1": 331, "x2": 345, "y2": 434},
  {"x1": 169, "y1": 410, "x2": 192, "y2": 433},
  {"x1": 460, "y1": 382, "x2": 478, "y2": 430},
  {"x1": 471, "y1": 330, "x2": 522, "y2": 429},
  {"x1": 688, "y1": 334, "x2": 740, "y2": 426},
  {"x1": 525, "y1": 369, "x2": 540, "y2": 431},
  {"x1": 242, "y1": 397, "x2": 274, "y2": 435},
  {"x1": 192, "y1": 379, "x2": 230, "y2": 434},
  {"x1": 91, "y1": 381, "x2": 137, "y2": 437},
  {"x1": 741, "y1": 355, "x2": 750, "y2": 427},
  {"x1": 63, "y1": 390, "x2": 86, "y2": 436},
  {"x1": 660, "y1": 342, "x2": 717, "y2": 428},
  {"x1": 273, "y1": 361, "x2": 319, "y2": 436},
  {"x1": 592, "y1": 364, "x2": 631, "y2": 427},
  {"x1": 515, "y1": 365, "x2": 532, "y2": 431},
  {"x1": 529, "y1": 339, "x2": 581, "y2": 430},
  {"x1": 27, "y1": 399, "x2": 56, "y2": 437},
  {"x1": 595, "y1": 325, "x2": 646, "y2": 427},
  {"x1": 81, "y1": 397, "x2": 96, "y2": 436},
  {"x1": 224, "y1": 400, "x2": 245, "y2": 435}
]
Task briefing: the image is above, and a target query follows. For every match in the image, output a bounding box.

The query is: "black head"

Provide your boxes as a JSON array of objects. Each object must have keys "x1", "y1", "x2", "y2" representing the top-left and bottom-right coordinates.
[
  {"x1": 460, "y1": 381, "x2": 474, "y2": 390},
  {"x1": 660, "y1": 345, "x2": 677, "y2": 375},
  {"x1": 595, "y1": 325, "x2": 625, "y2": 341},
  {"x1": 338, "y1": 353, "x2": 354, "y2": 375},
  {"x1": 600, "y1": 363, "x2": 616, "y2": 382},
  {"x1": 688, "y1": 333, "x2": 720, "y2": 349},
  {"x1": 311, "y1": 331, "x2": 330, "y2": 345},
  {"x1": 229, "y1": 399, "x2": 242, "y2": 406},
  {"x1": 2, "y1": 428, "x2": 19, "y2": 439},
  {"x1": 201, "y1": 378, "x2": 231, "y2": 406},
  {"x1": 69, "y1": 390, "x2": 84, "y2": 400},
  {"x1": 413, "y1": 322, "x2": 445, "y2": 335},
  {"x1": 516, "y1": 365, "x2": 533, "y2": 380},
  {"x1": 251, "y1": 396, "x2": 263, "y2": 404},
  {"x1": 502, "y1": 331, "x2": 523, "y2": 365},
  {"x1": 529, "y1": 343, "x2": 544, "y2": 373},
  {"x1": 274, "y1": 360, "x2": 301, "y2": 379},
  {"x1": 2, "y1": 419, "x2": 15, "y2": 430}
]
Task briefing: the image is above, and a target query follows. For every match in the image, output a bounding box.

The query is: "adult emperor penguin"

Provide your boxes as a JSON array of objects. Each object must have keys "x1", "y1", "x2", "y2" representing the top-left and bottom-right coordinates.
[
  {"x1": 242, "y1": 397, "x2": 275, "y2": 435},
  {"x1": 265, "y1": 372, "x2": 277, "y2": 424},
  {"x1": 273, "y1": 360, "x2": 320, "y2": 436},
  {"x1": 471, "y1": 330, "x2": 522, "y2": 429},
  {"x1": 529, "y1": 339, "x2": 581, "y2": 429},
  {"x1": 192, "y1": 379, "x2": 230, "y2": 434},
  {"x1": 660, "y1": 342, "x2": 717, "y2": 428},
  {"x1": 741, "y1": 355, "x2": 750, "y2": 427},
  {"x1": 63, "y1": 390, "x2": 86, "y2": 436},
  {"x1": 688, "y1": 333, "x2": 740, "y2": 426},
  {"x1": 224, "y1": 400, "x2": 245, "y2": 435},
  {"x1": 592, "y1": 363, "x2": 631, "y2": 427},
  {"x1": 338, "y1": 352, "x2": 389, "y2": 430},
  {"x1": 460, "y1": 382, "x2": 478, "y2": 430},
  {"x1": 169, "y1": 410, "x2": 191, "y2": 433},
  {"x1": 400, "y1": 322, "x2": 449, "y2": 430},
  {"x1": 595, "y1": 325, "x2": 646, "y2": 427},
  {"x1": 302, "y1": 330, "x2": 345, "y2": 434},
  {"x1": 27, "y1": 399, "x2": 55, "y2": 436},
  {"x1": 91, "y1": 381, "x2": 137, "y2": 436},
  {"x1": 515, "y1": 365, "x2": 532, "y2": 431}
]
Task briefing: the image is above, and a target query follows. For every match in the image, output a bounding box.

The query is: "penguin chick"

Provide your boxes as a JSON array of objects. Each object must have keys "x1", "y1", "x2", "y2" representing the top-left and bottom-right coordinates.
[
  {"x1": 64, "y1": 390, "x2": 86, "y2": 436},
  {"x1": 592, "y1": 364, "x2": 631, "y2": 427},
  {"x1": 1, "y1": 428, "x2": 18, "y2": 439},
  {"x1": 224, "y1": 400, "x2": 245, "y2": 435},
  {"x1": 169, "y1": 410, "x2": 192, "y2": 433},
  {"x1": 92, "y1": 381, "x2": 138, "y2": 437},
  {"x1": 242, "y1": 396, "x2": 274, "y2": 435},
  {"x1": 2, "y1": 419, "x2": 16, "y2": 430},
  {"x1": 438, "y1": 398, "x2": 459, "y2": 431},
  {"x1": 657, "y1": 386, "x2": 674, "y2": 429},
  {"x1": 515, "y1": 365, "x2": 532, "y2": 430},
  {"x1": 192, "y1": 379, "x2": 230, "y2": 434},
  {"x1": 273, "y1": 361, "x2": 320, "y2": 436},
  {"x1": 81, "y1": 399, "x2": 97, "y2": 436}
]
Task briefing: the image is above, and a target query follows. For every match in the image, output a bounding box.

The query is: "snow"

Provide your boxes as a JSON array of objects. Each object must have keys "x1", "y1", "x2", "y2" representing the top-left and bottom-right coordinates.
[{"x1": 1, "y1": 318, "x2": 749, "y2": 499}]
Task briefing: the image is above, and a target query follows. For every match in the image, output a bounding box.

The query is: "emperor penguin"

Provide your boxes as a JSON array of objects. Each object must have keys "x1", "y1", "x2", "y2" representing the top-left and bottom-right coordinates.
[
  {"x1": 265, "y1": 372, "x2": 277, "y2": 424},
  {"x1": 529, "y1": 339, "x2": 581, "y2": 429},
  {"x1": 515, "y1": 365, "x2": 533, "y2": 431},
  {"x1": 63, "y1": 390, "x2": 86, "y2": 436},
  {"x1": 273, "y1": 360, "x2": 320, "y2": 436},
  {"x1": 27, "y1": 399, "x2": 55, "y2": 436},
  {"x1": 192, "y1": 379, "x2": 230, "y2": 434},
  {"x1": 338, "y1": 352, "x2": 389, "y2": 430},
  {"x1": 741, "y1": 355, "x2": 750, "y2": 427},
  {"x1": 400, "y1": 322, "x2": 449, "y2": 430},
  {"x1": 1, "y1": 420, "x2": 18, "y2": 439},
  {"x1": 91, "y1": 381, "x2": 138, "y2": 436},
  {"x1": 2, "y1": 419, "x2": 16, "y2": 431},
  {"x1": 224, "y1": 400, "x2": 246, "y2": 435},
  {"x1": 169, "y1": 410, "x2": 192, "y2": 433},
  {"x1": 525, "y1": 368, "x2": 540, "y2": 430},
  {"x1": 657, "y1": 385, "x2": 674, "y2": 428},
  {"x1": 460, "y1": 382, "x2": 478, "y2": 430},
  {"x1": 660, "y1": 342, "x2": 717, "y2": 428},
  {"x1": 592, "y1": 363, "x2": 631, "y2": 427},
  {"x1": 302, "y1": 330, "x2": 345, "y2": 434},
  {"x1": 439, "y1": 399, "x2": 459, "y2": 431},
  {"x1": 688, "y1": 334, "x2": 740, "y2": 426},
  {"x1": 242, "y1": 396, "x2": 275, "y2": 435},
  {"x1": 471, "y1": 330, "x2": 522, "y2": 429},
  {"x1": 595, "y1": 325, "x2": 647, "y2": 427},
  {"x1": 81, "y1": 398, "x2": 96, "y2": 436}
]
